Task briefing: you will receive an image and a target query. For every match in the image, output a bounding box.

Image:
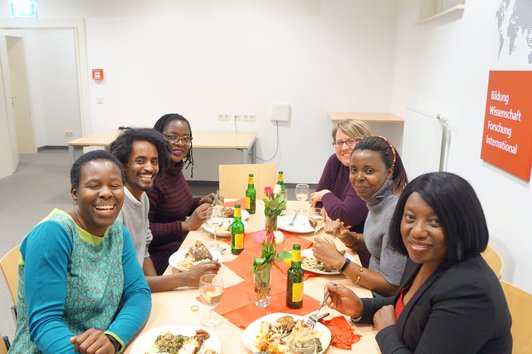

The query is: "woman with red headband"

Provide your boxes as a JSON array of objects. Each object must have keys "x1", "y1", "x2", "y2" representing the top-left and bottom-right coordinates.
[{"x1": 313, "y1": 136, "x2": 408, "y2": 297}]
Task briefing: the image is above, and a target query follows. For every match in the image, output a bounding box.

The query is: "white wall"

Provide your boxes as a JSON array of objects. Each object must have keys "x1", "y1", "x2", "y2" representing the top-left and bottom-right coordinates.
[
  {"x1": 23, "y1": 29, "x2": 81, "y2": 147},
  {"x1": 0, "y1": 0, "x2": 398, "y2": 182},
  {"x1": 392, "y1": 0, "x2": 532, "y2": 292}
]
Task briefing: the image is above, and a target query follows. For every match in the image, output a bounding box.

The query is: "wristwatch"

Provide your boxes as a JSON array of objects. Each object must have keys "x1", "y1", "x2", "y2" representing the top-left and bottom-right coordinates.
[{"x1": 105, "y1": 334, "x2": 121, "y2": 353}]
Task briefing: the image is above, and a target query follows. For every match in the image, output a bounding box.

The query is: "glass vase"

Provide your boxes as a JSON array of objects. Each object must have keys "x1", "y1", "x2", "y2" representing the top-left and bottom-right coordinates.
[
  {"x1": 254, "y1": 264, "x2": 272, "y2": 308},
  {"x1": 265, "y1": 215, "x2": 278, "y2": 237}
]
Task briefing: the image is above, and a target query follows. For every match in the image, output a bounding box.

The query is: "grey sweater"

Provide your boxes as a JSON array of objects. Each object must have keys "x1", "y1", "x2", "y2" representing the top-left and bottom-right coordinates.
[{"x1": 364, "y1": 179, "x2": 407, "y2": 286}]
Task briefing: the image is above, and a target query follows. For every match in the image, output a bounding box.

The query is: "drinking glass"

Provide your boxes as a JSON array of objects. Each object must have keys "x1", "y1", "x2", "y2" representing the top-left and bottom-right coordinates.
[
  {"x1": 307, "y1": 208, "x2": 324, "y2": 235},
  {"x1": 199, "y1": 273, "x2": 224, "y2": 327},
  {"x1": 207, "y1": 206, "x2": 227, "y2": 253},
  {"x1": 286, "y1": 338, "x2": 318, "y2": 354},
  {"x1": 295, "y1": 183, "x2": 310, "y2": 212}
]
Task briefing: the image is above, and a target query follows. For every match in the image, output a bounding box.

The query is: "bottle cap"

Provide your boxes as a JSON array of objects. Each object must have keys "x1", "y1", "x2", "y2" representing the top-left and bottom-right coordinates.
[
  {"x1": 293, "y1": 243, "x2": 301, "y2": 250},
  {"x1": 234, "y1": 203, "x2": 240, "y2": 208}
]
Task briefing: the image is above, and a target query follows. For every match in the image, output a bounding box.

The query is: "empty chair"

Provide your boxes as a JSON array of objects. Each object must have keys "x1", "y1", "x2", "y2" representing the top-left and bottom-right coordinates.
[
  {"x1": 218, "y1": 164, "x2": 277, "y2": 200},
  {"x1": 501, "y1": 281, "x2": 532, "y2": 354},
  {"x1": 0, "y1": 245, "x2": 20, "y2": 304},
  {"x1": 481, "y1": 245, "x2": 504, "y2": 279}
]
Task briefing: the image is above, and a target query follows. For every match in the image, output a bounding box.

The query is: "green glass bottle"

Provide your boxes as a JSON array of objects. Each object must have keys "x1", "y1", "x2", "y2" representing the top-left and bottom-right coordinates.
[
  {"x1": 286, "y1": 243, "x2": 304, "y2": 309},
  {"x1": 276, "y1": 171, "x2": 286, "y2": 192},
  {"x1": 245, "y1": 173, "x2": 256, "y2": 214},
  {"x1": 230, "y1": 204, "x2": 245, "y2": 255},
  {"x1": 276, "y1": 171, "x2": 287, "y2": 214}
]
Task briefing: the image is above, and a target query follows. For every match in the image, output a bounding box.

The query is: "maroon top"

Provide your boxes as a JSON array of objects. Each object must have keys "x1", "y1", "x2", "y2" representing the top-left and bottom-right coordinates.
[
  {"x1": 147, "y1": 162, "x2": 200, "y2": 274},
  {"x1": 316, "y1": 154, "x2": 368, "y2": 233}
]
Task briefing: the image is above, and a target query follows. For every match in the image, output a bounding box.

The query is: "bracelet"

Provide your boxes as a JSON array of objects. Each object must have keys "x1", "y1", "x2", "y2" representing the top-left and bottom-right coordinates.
[
  {"x1": 105, "y1": 334, "x2": 121, "y2": 354},
  {"x1": 351, "y1": 315, "x2": 362, "y2": 324},
  {"x1": 339, "y1": 257, "x2": 351, "y2": 273},
  {"x1": 354, "y1": 266, "x2": 364, "y2": 284}
]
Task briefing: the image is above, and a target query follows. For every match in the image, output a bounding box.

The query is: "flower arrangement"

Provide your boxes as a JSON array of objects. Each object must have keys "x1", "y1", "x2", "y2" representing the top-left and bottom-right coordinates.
[
  {"x1": 251, "y1": 232, "x2": 290, "y2": 274},
  {"x1": 262, "y1": 185, "x2": 286, "y2": 217}
]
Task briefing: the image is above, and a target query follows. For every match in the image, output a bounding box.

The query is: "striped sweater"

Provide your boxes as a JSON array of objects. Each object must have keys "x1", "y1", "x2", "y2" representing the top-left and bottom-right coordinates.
[{"x1": 147, "y1": 162, "x2": 200, "y2": 274}]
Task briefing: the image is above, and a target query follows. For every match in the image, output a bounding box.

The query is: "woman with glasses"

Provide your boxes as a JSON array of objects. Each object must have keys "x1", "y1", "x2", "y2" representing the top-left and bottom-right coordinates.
[
  {"x1": 313, "y1": 136, "x2": 408, "y2": 297},
  {"x1": 311, "y1": 120, "x2": 372, "y2": 263},
  {"x1": 147, "y1": 113, "x2": 217, "y2": 275}
]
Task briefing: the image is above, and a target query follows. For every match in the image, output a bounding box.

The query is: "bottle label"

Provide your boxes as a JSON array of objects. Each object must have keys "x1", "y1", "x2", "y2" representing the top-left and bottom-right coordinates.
[
  {"x1": 291, "y1": 282, "x2": 303, "y2": 302},
  {"x1": 292, "y1": 249, "x2": 301, "y2": 262},
  {"x1": 278, "y1": 172, "x2": 284, "y2": 182},
  {"x1": 234, "y1": 233, "x2": 244, "y2": 249},
  {"x1": 248, "y1": 176, "x2": 254, "y2": 184},
  {"x1": 246, "y1": 197, "x2": 250, "y2": 209},
  {"x1": 234, "y1": 208, "x2": 241, "y2": 217}
]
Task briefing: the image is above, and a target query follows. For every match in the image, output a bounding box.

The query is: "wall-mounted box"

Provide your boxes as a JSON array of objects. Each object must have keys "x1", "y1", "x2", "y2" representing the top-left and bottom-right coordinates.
[{"x1": 271, "y1": 103, "x2": 291, "y2": 122}]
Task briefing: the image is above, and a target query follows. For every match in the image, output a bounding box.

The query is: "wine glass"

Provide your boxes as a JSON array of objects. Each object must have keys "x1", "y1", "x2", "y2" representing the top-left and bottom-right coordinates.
[
  {"x1": 199, "y1": 273, "x2": 224, "y2": 327},
  {"x1": 295, "y1": 183, "x2": 310, "y2": 212},
  {"x1": 207, "y1": 206, "x2": 227, "y2": 253},
  {"x1": 307, "y1": 208, "x2": 324, "y2": 235}
]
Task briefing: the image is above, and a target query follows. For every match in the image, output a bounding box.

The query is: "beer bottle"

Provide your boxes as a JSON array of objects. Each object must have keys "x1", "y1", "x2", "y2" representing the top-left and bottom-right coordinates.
[
  {"x1": 276, "y1": 171, "x2": 287, "y2": 214},
  {"x1": 286, "y1": 243, "x2": 304, "y2": 309},
  {"x1": 230, "y1": 204, "x2": 245, "y2": 255},
  {"x1": 245, "y1": 173, "x2": 256, "y2": 214}
]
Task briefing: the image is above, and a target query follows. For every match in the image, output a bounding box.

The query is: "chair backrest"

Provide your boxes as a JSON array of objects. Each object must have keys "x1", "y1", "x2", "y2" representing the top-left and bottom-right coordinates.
[
  {"x1": 481, "y1": 245, "x2": 503, "y2": 279},
  {"x1": 0, "y1": 245, "x2": 21, "y2": 304},
  {"x1": 0, "y1": 332, "x2": 7, "y2": 354},
  {"x1": 218, "y1": 164, "x2": 277, "y2": 200},
  {"x1": 501, "y1": 281, "x2": 532, "y2": 354}
]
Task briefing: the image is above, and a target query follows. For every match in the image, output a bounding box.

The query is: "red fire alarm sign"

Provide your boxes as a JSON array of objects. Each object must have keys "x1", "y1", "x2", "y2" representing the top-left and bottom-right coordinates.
[{"x1": 92, "y1": 69, "x2": 104, "y2": 80}]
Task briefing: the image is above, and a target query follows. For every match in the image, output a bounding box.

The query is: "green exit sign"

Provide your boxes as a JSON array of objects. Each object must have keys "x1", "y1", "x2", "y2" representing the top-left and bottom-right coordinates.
[{"x1": 10, "y1": 0, "x2": 37, "y2": 18}]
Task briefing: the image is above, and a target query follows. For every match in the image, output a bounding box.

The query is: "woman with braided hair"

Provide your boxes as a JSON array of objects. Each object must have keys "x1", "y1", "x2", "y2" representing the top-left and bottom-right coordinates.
[
  {"x1": 313, "y1": 136, "x2": 408, "y2": 296},
  {"x1": 147, "y1": 113, "x2": 217, "y2": 274}
]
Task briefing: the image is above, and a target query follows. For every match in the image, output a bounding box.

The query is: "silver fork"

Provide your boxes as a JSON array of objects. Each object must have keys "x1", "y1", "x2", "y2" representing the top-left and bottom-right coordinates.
[
  {"x1": 306, "y1": 312, "x2": 330, "y2": 328},
  {"x1": 288, "y1": 212, "x2": 299, "y2": 226}
]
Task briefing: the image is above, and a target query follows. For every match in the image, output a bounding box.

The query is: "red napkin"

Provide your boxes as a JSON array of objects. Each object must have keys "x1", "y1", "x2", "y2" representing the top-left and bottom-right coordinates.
[
  {"x1": 319, "y1": 316, "x2": 362, "y2": 349},
  {"x1": 223, "y1": 198, "x2": 247, "y2": 207},
  {"x1": 214, "y1": 279, "x2": 321, "y2": 328}
]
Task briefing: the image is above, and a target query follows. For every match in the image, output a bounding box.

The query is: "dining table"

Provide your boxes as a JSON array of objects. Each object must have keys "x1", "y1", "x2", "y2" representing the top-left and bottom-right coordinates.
[{"x1": 125, "y1": 200, "x2": 380, "y2": 353}]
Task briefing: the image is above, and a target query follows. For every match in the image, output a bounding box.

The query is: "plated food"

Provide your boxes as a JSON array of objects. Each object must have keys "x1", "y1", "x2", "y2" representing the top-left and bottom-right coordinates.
[
  {"x1": 130, "y1": 325, "x2": 221, "y2": 354},
  {"x1": 300, "y1": 249, "x2": 352, "y2": 275},
  {"x1": 241, "y1": 313, "x2": 331, "y2": 354},
  {"x1": 169, "y1": 241, "x2": 221, "y2": 271}
]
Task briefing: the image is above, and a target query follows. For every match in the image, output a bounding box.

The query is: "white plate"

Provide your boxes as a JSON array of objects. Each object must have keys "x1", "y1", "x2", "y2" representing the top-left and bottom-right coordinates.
[
  {"x1": 241, "y1": 312, "x2": 331, "y2": 354},
  {"x1": 130, "y1": 325, "x2": 221, "y2": 354},
  {"x1": 203, "y1": 219, "x2": 248, "y2": 237},
  {"x1": 277, "y1": 214, "x2": 323, "y2": 234},
  {"x1": 169, "y1": 248, "x2": 222, "y2": 271},
  {"x1": 300, "y1": 249, "x2": 355, "y2": 275}
]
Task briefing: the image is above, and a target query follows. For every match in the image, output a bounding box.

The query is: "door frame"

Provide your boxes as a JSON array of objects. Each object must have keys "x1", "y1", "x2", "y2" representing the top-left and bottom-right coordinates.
[
  {"x1": 5, "y1": 34, "x2": 36, "y2": 153},
  {"x1": 0, "y1": 18, "x2": 91, "y2": 136}
]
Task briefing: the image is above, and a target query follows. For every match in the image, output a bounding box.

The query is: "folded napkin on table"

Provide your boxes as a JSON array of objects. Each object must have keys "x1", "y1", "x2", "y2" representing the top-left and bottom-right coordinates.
[{"x1": 319, "y1": 315, "x2": 362, "y2": 349}]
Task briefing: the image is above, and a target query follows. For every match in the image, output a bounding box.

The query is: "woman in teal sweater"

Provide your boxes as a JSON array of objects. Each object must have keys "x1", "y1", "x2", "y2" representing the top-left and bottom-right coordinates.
[{"x1": 10, "y1": 150, "x2": 151, "y2": 354}]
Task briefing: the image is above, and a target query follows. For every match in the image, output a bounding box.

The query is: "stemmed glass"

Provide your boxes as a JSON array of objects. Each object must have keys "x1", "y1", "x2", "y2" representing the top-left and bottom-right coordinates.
[
  {"x1": 307, "y1": 208, "x2": 324, "y2": 235},
  {"x1": 207, "y1": 206, "x2": 227, "y2": 253},
  {"x1": 199, "y1": 273, "x2": 224, "y2": 327},
  {"x1": 295, "y1": 183, "x2": 310, "y2": 212}
]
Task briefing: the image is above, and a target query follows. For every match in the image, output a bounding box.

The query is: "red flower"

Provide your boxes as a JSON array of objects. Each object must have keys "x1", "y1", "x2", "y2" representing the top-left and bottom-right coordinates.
[
  {"x1": 266, "y1": 232, "x2": 275, "y2": 244},
  {"x1": 264, "y1": 186, "x2": 273, "y2": 197}
]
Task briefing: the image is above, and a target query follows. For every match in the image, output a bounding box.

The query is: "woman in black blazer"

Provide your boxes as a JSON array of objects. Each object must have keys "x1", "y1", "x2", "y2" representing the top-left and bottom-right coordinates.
[{"x1": 325, "y1": 172, "x2": 512, "y2": 354}]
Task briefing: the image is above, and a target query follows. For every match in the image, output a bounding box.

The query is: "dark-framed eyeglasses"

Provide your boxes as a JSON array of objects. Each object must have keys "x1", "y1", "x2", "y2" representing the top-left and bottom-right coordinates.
[
  {"x1": 333, "y1": 139, "x2": 358, "y2": 148},
  {"x1": 164, "y1": 134, "x2": 192, "y2": 144}
]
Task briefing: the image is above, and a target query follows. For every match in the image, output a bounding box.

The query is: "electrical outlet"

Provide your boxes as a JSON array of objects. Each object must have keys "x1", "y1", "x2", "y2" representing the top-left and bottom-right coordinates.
[
  {"x1": 243, "y1": 115, "x2": 256, "y2": 122},
  {"x1": 64, "y1": 130, "x2": 74, "y2": 137},
  {"x1": 218, "y1": 114, "x2": 230, "y2": 121}
]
